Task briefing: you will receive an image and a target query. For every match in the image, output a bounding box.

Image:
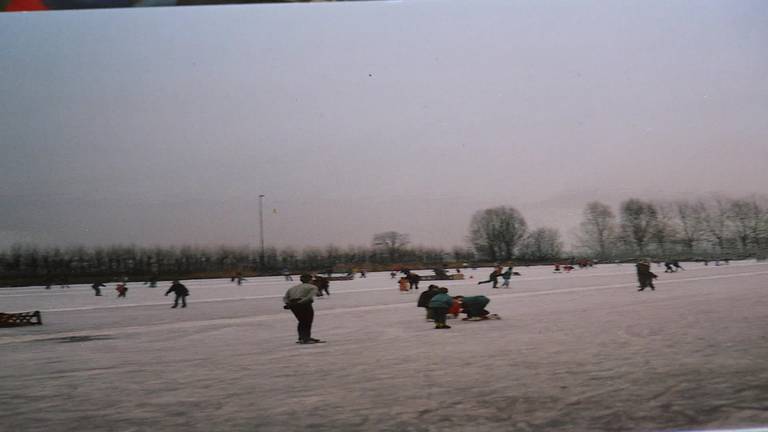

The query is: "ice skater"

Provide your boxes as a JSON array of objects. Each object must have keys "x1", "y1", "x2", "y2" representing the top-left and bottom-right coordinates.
[
  {"x1": 313, "y1": 275, "x2": 330, "y2": 297},
  {"x1": 231, "y1": 272, "x2": 246, "y2": 286},
  {"x1": 283, "y1": 274, "x2": 324, "y2": 344},
  {"x1": 500, "y1": 266, "x2": 514, "y2": 288},
  {"x1": 636, "y1": 259, "x2": 658, "y2": 291},
  {"x1": 165, "y1": 280, "x2": 190, "y2": 308},
  {"x1": 91, "y1": 281, "x2": 106, "y2": 296},
  {"x1": 115, "y1": 283, "x2": 128, "y2": 298},
  {"x1": 477, "y1": 266, "x2": 502, "y2": 288},
  {"x1": 428, "y1": 287, "x2": 454, "y2": 329}
]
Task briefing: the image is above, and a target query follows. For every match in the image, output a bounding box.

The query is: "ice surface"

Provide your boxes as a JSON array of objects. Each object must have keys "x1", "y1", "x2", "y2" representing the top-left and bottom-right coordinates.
[{"x1": 2, "y1": 262, "x2": 768, "y2": 431}]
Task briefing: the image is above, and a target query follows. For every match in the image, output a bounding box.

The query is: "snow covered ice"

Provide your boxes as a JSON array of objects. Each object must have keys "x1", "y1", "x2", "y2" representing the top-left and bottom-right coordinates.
[{"x1": 2, "y1": 262, "x2": 768, "y2": 432}]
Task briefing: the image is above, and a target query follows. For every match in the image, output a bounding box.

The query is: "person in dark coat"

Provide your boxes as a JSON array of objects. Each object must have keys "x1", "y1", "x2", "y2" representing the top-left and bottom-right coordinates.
[
  {"x1": 91, "y1": 281, "x2": 105, "y2": 296},
  {"x1": 417, "y1": 285, "x2": 440, "y2": 320},
  {"x1": 477, "y1": 266, "x2": 502, "y2": 288},
  {"x1": 313, "y1": 275, "x2": 330, "y2": 297},
  {"x1": 407, "y1": 272, "x2": 421, "y2": 290},
  {"x1": 456, "y1": 295, "x2": 492, "y2": 320},
  {"x1": 636, "y1": 260, "x2": 658, "y2": 291},
  {"x1": 165, "y1": 280, "x2": 190, "y2": 308}
]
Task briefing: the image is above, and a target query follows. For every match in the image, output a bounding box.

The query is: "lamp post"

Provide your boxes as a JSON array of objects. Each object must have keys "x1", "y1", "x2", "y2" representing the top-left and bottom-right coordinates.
[{"x1": 258, "y1": 194, "x2": 265, "y2": 268}]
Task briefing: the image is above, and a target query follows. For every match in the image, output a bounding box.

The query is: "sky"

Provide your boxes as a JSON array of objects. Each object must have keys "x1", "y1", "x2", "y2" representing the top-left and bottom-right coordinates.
[{"x1": 0, "y1": 0, "x2": 767, "y2": 251}]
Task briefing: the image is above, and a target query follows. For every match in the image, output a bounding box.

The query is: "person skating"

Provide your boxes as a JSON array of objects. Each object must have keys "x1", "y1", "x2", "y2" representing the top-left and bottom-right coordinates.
[
  {"x1": 231, "y1": 272, "x2": 246, "y2": 286},
  {"x1": 165, "y1": 280, "x2": 190, "y2": 308},
  {"x1": 500, "y1": 266, "x2": 514, "y2": 288},
  {"x1": 115, "y1": 283, "x2": 128, "y2": 298},
  {"x1": 428, "y1": 287, "x2": 453, "y2": 329},
  {"x1": 91, "y1": 281, "x2": 105, "y2": 296},
  {"x1": 417, "y1": 285, "x2": 440, "y2": 320},
  {"x1": 477, "y1": 266, "x2": 502, "y2": 288},
  {"x1": 313, "y1": 275, "x2": 330, "y2": 297},
  {"x1": 283, "y1": 274, "x2": 324, "y2": 344},
  {"x1": 636, "y1": 259, "x2": 658, "y2": 291}
]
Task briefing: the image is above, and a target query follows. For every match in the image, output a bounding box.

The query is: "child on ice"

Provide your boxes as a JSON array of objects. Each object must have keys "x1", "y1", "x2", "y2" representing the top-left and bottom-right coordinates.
[
  {"x1": 398, "y1": 277, "x2": 410, "y2": 293},
  {"x1": 115, "y1": 283, "x2": 128, "y2": 298}
]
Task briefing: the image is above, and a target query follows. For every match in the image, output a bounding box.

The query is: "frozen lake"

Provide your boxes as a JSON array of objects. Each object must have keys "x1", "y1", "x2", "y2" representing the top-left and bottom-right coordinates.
[{"x1": 2, "y1": 262, "x2": 768, "y2": 432}]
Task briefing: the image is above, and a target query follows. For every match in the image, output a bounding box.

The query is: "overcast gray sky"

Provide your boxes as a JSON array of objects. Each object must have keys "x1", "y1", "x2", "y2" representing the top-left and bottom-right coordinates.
[{"x1": 0, "y1": 0, "x2": 766, "y2": 250}]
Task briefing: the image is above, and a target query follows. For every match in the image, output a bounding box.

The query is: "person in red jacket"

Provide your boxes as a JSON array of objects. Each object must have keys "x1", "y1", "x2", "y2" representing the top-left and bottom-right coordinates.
[{"x1": 447, "y1": 296, "x2": 462, "y2": 318}]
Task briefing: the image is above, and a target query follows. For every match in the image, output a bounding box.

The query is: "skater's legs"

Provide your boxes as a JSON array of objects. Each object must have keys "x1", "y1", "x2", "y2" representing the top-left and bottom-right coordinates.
[{"x1": 290, "y1": 303, "x2": 314, "y2": 341}]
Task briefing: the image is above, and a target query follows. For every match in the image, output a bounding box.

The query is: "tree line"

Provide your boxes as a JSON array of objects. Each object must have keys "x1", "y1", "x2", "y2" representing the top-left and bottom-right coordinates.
[{"x1": 1, "y1": 194, "x2": 765, "y2": 284}]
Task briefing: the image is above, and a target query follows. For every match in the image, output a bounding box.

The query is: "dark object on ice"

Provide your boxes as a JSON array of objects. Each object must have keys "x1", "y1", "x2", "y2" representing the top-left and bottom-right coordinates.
[
  {"x1": 0, "y1": 310, "x2": 42, "y2": 327},
  {"x1": 406, "y1": 272, "x2": 421, "y2": 290},
  {"x1": 54, "y1": 335, "x2": 114, "y2": 343},
  {"x1": 92, "y1": 281, "x2": 106, "y2": 296},
  {"x1": 312, "y1": 275, "x2": 330, "y2": 296},
  {"x1": 231, "y1": 272, "x2": 247, "y2": 286},
  {"x1": 144, "y1": 275, "x2": 159, "y2": 288},
  {"x1": 165, "y1": 280, "x2": 190, "y2": 308},
  {"x1": 636, "y1": 260, "x2": 657, "y2": 291}
]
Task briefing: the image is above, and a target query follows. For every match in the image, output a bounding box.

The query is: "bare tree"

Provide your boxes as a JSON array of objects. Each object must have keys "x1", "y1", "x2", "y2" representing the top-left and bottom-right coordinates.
[
  {"x1": 675, "y1": 200, "x2": 706, "y2": 256},
  {"x1": 519, "y1": 227, "x2": 563, "y2": 260},
  {"x1": 468, "y1": 206, "x2": 528, "y2": 261},
  {"x1": 650, "y1": 201, "x2": 678, "y2": 256},
  {"x1": 619, "y1": 199, "x2": 658, "y2": 255},
  {"x1": 727, "y1": 197, "x2": 765, "y2": 255},
  {"x1": 700, "y1": 197, "x2": 730, "y2": 256},
  {"x1": 578, "y1": 201, "x2": 617, "y2": 259},
  {"x1": 372, "y1": 231, "x2": 411, "y2": 262}
]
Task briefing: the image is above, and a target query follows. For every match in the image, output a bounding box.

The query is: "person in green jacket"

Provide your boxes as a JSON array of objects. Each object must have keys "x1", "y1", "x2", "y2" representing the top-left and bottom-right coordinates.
[
  {"x1": 456, "y1": 295, "x2": 492, "y2": 320},
  {"x1": 428, "y1": 287, "x2": 454, "y2": 329}
]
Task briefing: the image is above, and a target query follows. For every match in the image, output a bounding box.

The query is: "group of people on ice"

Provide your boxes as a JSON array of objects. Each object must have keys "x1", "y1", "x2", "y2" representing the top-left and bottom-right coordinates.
[
  {"x1": 417, "y1": 285, "x2": 500, "y2": 329},
  {"x1": 89, "y1": 279, "x2": 191, "y2": 307}
]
